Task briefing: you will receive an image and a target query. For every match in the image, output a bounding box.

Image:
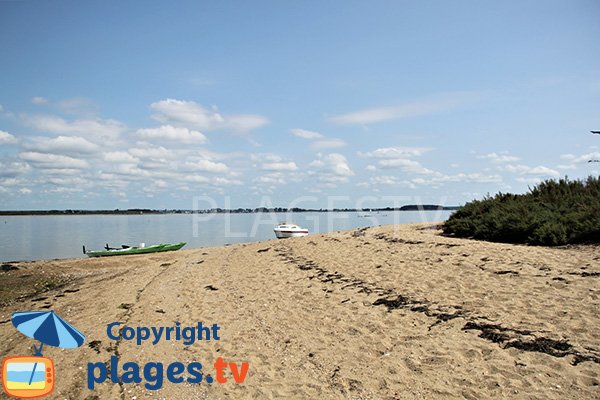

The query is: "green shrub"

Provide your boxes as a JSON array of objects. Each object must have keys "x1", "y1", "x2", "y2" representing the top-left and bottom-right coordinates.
[{"x1": 443, "y1": 176, "x2": 600, "y2": 246}]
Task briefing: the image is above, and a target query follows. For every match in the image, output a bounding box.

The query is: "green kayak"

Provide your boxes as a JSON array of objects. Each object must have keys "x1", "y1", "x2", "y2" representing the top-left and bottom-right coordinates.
[{"x1": 83, "y1": 242, "x2": 186, "y2": 257}]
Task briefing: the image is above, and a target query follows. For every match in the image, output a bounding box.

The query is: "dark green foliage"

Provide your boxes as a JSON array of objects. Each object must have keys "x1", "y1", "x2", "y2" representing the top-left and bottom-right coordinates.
[{"x1": 443, "y1": 176, "x2": 600, "y2": 246}]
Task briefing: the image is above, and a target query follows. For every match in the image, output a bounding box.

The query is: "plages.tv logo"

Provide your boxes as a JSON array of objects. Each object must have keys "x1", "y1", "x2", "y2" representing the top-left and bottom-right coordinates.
[{"x1": 1, "y1": 311, "x2": 85, "y2": 399}]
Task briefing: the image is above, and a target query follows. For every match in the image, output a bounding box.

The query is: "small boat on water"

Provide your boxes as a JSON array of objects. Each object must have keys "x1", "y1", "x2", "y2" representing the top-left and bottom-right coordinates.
[
  {"x1": 274, "y1": 223, "x2": 309, "y2": 239},
  {"x1": 83, "y1": 242, "x2": 186, "y2": 257}
]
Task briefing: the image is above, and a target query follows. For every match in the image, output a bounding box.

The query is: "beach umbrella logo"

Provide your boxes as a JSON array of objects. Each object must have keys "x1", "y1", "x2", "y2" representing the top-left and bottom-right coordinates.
[{"x1": 2, "y1": 311, "x2": 86, "y2": 399}]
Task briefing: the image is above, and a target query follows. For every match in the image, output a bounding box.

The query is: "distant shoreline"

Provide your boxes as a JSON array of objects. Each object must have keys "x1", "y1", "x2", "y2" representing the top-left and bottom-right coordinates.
[{"x1": 0, "y1": 205, "x2": 461, "y2": 216}]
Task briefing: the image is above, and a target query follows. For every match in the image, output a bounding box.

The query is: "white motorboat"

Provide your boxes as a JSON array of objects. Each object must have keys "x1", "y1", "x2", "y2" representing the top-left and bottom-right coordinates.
[{"x1": 273, "y1": 223, "x2": 309, "y2": 239}]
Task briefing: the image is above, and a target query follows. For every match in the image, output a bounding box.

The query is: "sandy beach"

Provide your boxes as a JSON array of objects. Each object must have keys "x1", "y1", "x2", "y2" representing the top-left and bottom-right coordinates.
[{"x1": 1, "y1": 223, "x2": 599, "y2": 399}]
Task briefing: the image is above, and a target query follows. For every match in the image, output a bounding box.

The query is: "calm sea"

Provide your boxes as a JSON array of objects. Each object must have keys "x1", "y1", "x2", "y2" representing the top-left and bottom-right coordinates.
[{"x1": 0, "y1": 210, "x2": 454, "y2": 262}]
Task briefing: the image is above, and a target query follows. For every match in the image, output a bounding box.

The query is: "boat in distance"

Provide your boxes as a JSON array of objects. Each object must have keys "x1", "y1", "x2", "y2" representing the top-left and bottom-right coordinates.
[
  {"x1": 274, "y1": 223, "x2": 309, "y2": 239},
  {"x1": 83, "y1": 242, "x2": 186, "y2": 257}
]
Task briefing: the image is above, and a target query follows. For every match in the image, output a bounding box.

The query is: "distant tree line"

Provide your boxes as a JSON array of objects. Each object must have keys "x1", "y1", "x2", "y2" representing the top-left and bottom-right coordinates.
[{"x1": 0, "y1": 204, "x2": 460, "y2": 216}]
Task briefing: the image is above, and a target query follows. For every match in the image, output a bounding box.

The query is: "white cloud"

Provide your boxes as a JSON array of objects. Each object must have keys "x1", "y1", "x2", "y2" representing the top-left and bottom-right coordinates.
[
  {"x1": 561, "y1": 151, "x2": 600, "y2": 163},
  {"x1": 24, "y1": 115, "x2": 126, "y2": 141},
  {"x1": 182, "y1": 159, "x2": 229, "y2": 173},
  {"x1": 477, "y1": 152, "x2": 520, "y2": 163},
  {"x1": 309, "y1": 153, "x2": 354, "y2": 183},
  {"x1": 19, "y1": 188, "x2": 32, "y2": 194},
  {"x1": 0, "y1": 130, "x2": 18, "y2": 144},
  {"x1": 180, "y1": 175, "x2": 210, "y2": 184},
  {"x1": 370, "y1": 175, "x2": 414, "y2": 187},
  {"x1": 137, "y1": 125, "x2": 207, "y2": 144},
  {"x1": 151, "y1": 99, "x2": 223, "y2": 128},
  {"x1": 129, "y1": 146, "x2": 175, "y2": 160},
  {"x1": 378, "y1": 158, "x2": 435, "y2": 174},
  {"x1": 0, "y1": 161, "x2": 31, "y2": 177},
  {"x1": 329, "y1": 92, "x2": 480, "y2": 125},
  {"x1": 365, "y1": 165, "x2": 377, "y2": 171},
  {"x1": 24, "y1": 135, "x2": 99, "y2": 155},
  {"x1": 358, "y1": 146, "x2": 430, "y2": 158},
  {"x1": 261, "y1": 161, "x2": 298, "y2": 172},
  {"x1": 45, "y1": 186, "x2": 83, "y2": 194},
  {"x1": 103, "y1": 151, "x2": 139, "y2": 164},
  {"x1": 45, "y1": 176, "x2": 90, "y2": 187},
  {"x1": 290, "y1": 128, "x2": 324, "y2": 139},
  {"x1": 19, "y1": 151, "x2": 90, "y2": 169},
  {"x1": 211, "y1": 177, "x2": 243, "y2": 186},
  {"x1": 251, "y1": 153, "x2": 284, "y2": 163},
  {"x1": 310, "y1": 138, "x2": 346, "y2": 151},
  {"x1": 150, "y1": 99, "x2": 268, "y2": 132},
  {"x1": 253, "y1": 172, "x2": 287, "y2": 185}
]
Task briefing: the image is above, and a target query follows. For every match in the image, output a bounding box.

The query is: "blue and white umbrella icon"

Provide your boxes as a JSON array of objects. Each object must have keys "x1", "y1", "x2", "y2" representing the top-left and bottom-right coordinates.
[
  {"x1": 11, "y1": 311, "x2": 86, "y2": 387},
  {"x1": 12, "y1": 310, "x2": 86, "y2": 355}
]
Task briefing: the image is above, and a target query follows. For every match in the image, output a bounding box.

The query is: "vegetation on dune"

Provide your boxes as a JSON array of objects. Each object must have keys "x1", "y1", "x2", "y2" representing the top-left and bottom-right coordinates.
[{"x1": 443, "y1": 176, "x2": 600, "y2": 246}]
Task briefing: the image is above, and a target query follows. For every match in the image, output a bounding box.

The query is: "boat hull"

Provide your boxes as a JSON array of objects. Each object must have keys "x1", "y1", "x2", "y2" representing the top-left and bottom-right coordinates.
[
  {"x1": 85, "y1": 242, "x2": 186, "y2": 257},
  {"x1": 274, "y1": 229, "x2": 309, "y2": 239}
]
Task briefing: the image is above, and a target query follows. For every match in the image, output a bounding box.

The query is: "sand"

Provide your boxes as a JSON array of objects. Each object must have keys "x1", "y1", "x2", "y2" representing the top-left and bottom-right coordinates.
[{"x1": 0, "y1": 223, "x2": 599, "y2": 399}]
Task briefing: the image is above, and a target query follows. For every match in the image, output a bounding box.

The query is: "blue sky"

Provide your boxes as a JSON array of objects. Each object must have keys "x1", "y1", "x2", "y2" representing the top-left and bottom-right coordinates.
[{"x1": 1, "y1": 0, "x2": 599, "y2": 210}]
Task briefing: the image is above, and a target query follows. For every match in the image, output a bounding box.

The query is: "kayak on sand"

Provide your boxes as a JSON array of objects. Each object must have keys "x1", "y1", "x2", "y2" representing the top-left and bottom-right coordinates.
[{"x1": 83, "y1": 242, "x2": 186, "y2": 257}]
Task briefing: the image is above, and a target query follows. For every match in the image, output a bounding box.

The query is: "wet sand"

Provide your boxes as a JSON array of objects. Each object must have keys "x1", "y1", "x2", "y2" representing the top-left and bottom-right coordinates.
[{"x1": 1, "y1": 224, "x2": 599, "y2": 399}]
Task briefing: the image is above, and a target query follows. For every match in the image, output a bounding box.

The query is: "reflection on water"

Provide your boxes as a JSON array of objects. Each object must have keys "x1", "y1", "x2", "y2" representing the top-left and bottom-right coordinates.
[{"x1": 0, "y1": 210, "x2": 453, "y2": 261}]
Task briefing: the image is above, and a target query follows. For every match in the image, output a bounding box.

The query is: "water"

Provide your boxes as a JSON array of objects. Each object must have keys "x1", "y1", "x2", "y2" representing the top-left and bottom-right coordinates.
[{"x1": 0, "y1": 210, "x2": 454, "y2": 262}]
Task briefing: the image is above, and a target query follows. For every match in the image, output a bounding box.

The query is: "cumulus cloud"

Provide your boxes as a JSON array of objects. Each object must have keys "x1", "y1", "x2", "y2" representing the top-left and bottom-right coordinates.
[
  {"x1": 290, "y1": 128, "x2": 324, "y2": 139},
  {"x1": 253, "y1": 172, "x2": 287, "y2": 185},
  {"x1": 150, "y1": 99, "x2": 268, "y2": 132},
  {"x1": 0, "y1": 161, "x2": 31, "y2": 177},
  {"x1": 561, "y1": 151, "x2": 600, "y2": 163},
  {"x1": 182, "y1": 159, "x2": 229, "y2": 173},
  {"x1": 291, "y1": 127, "x2": 346, "y2": 152},
  {"x1": 378, "y1": 158, "x2": 435, "y2": 175},
  {"x1": 261, "y1": 161, "x2": 298, "y2": 172},
  {"x1": 309, "y1": 153, "x2": 354, "y2": 183},
  {"x1": 477, "y1": 152, "x2": 520, "y2": 163},
  {"x1": 251, "y1": 153, "x2": 284, "y2": 163},
  {"x1": 358, "y1": 146, "x2": 430, "y2": 158},
  {"x1": 211, "y1": 177, "x2": 243, "y2": 186},
  {"x1": 24, "y1": 115, "x2": 126, "y2": 142},
  {"x1": 369, "y1": 175, "x2": 413, "y2": 186},
  {"x1": 501, "y1": 164, "x2": 560, "y2": 177},
  {"x1": 0, "y1": 130, "x2": 18, "y2": 144},
  {"x1": 137, "y1": 125, "x2": 208, "y2": 144},
  {"x1": 19, "y1": 151, "x2": 90, "y2": 169},
  {"x1": 129, "y1": 145, "x2": 175, "y2": 160},
  {"x1": 24, "y1": 135, "x2": 99, "y2": 155},
  {"x1": 103, "y1": 151, "x2": 139, "y2": 164}
]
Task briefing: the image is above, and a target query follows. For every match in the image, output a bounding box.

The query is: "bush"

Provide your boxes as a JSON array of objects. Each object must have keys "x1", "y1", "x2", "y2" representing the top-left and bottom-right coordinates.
[{"x1": 443, "y1": 176, "x2": 600, "y2": 246}]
